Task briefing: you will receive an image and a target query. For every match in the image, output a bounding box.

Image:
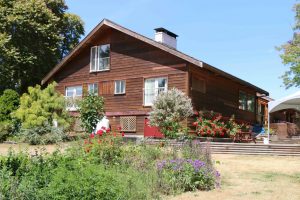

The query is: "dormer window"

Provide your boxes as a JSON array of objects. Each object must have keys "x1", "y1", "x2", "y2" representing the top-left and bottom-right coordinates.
[{"x1": 90, "y1": 44, "x2": 110, "y2": 72}]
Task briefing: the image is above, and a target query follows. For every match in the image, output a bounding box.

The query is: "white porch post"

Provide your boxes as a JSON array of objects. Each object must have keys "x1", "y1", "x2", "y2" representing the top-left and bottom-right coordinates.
[{"x1": 267, "y1": 113, "x2": 270, "y2": 143}]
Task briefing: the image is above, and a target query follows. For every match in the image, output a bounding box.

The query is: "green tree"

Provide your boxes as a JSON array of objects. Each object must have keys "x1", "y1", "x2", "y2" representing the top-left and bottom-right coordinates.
[
  {"x1": 150, "y1": 88, "x2": 194, "y2": 139},
  {"x1": 0, "y1": 89, "x2": 19, "y2": 121},
  {"x1": 278, "y1": 4, "x2": 300, "y2": 88},
  {"x1": 78, "y1": 93, "x2": 105, "y2": 133},
  {"x1": 13, "y1": 82, "x2": 70, "y2": 129},
  {"x1": 0, "y1": 0, "x2": 84, "y2": 93}
]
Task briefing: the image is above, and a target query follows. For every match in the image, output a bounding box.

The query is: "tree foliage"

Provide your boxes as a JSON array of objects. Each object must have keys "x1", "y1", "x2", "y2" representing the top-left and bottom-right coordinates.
[
  {"x1": 0, "y1": 0, "x2": 84, "y2": 93},
  {"x1": 13, "y1": 82, "x2": 70, "y2": 129},
  {"x1": 78, "y1": 93, "x2": 105, "y2": 133},
  {"x1": 278, "y1": 3, "x2": 300, "y2": 88},
  {"x1": 0, "y1": 89, "x2": 19, "y2": 121},
  {"x1": 150, "y1": 88, "x2": 194, "y2": 139}
]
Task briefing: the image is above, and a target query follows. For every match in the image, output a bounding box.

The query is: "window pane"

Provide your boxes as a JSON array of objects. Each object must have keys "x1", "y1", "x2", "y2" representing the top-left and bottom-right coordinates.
[
  {"x1": 88, "y1": 83, "x2": 98, "y2": 95},
  {"x1": 98, "y1": 44, "x2": 110, "y2": 58},
  {"x1": 98, "y1": 45, "x2": 110, "y2": 70},
  {"x1": 90, "y1": 47, "x2": 97, "y2": 71},
  {"x1": 121, "y1": 81, "x2": 125, "y2": 93},
  {"x1": 247, "y1": 95, "x2": 255, "y2": 112},
  {"x1": 115, "y1": 80, "x2": 125, "y2": 94},
  {"x1": 76, "y1": 86, "x2": 83, "y2": 96},
  {"x1": 144, "y1": 79, "x2": 155, "y2": 105},
  {"x1": 66, "y1": 87, "x2": 74, "y2": 97},
  {"x1": 157, "y1": 78, "x2": 167, "y2": 88},
  {"x1": 239, "y1": 91, "x2": 247, "y2": 110},
  {"x1": 65, "y1": 86, "x2": 82, "y2": 97}
]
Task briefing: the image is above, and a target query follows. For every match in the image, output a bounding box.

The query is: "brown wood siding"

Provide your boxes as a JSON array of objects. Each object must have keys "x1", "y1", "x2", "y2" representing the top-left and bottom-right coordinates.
[
  {"x1": 189, "y1": 63, "x2": 256, "y2": 123},
  {"x1": 51, "y1": 28, "x2": 188, "y2": 135}
]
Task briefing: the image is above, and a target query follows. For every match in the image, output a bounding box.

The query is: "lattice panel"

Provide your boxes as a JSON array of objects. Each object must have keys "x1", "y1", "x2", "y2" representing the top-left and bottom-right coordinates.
[{"x1": 120, "y1": 116, "x2": 136, "y2": 132}]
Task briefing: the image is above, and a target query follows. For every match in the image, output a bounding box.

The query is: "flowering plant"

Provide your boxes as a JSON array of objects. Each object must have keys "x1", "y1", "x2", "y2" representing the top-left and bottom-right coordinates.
[
  {"x1": 193, "y1": 111, "x2": 249, "y2": 138},
  {"x1": 157, "y1": 158, "x2": 220, "y2": 193},
  {"x1": 83, "y1": 126, "x2": 125, "y2": 165}
]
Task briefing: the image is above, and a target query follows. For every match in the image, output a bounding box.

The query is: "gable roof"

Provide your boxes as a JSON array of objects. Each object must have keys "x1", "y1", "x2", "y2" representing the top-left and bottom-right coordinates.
[{"x1": 41, "y1": 19, "x2": 268, "y2": 95}]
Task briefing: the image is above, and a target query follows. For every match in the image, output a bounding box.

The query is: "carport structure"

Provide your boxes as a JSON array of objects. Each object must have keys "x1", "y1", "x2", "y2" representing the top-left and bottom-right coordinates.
[{"x1": 268, "y1": 91, "x2": 300, "y2": 142}]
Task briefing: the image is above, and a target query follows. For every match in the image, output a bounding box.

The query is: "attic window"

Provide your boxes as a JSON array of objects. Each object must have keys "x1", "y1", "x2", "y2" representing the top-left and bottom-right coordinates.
[{"x1": 90, "y1": 44, "x2": 110, "y2": 72}]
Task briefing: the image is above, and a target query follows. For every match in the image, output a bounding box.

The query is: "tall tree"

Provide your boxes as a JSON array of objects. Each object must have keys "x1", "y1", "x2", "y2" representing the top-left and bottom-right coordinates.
[
  {"x1": 0, "y1": 0, "x2": 84, "y2": 93},
  {"x1": 278, "y1": 4, "x2": 300, "y2": 89}
]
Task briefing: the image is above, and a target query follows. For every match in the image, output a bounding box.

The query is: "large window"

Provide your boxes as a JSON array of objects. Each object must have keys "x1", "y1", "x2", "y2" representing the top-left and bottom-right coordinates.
[
  {"x1": 65, "y1": 86, "x2": 83, "y2": 110},
  {"x1": 239, "y1": 91, "x2": 255, "y2": 112},
  {"x1": 88, "y1": 83, "x2": 98, "y2": 96},
  {"x1": 114, "y1": 80, "x2": 125, "y2": 94},
  {"x1": 90, "y1": 44, "x2": 110, "y2": 72},
  {"x1": 144, "y1": 77, "x2": 167, "y2": 106}
]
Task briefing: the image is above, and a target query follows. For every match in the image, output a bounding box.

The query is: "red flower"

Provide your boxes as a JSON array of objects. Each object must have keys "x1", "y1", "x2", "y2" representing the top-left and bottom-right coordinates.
[
  {"x1": 106, "y1": 128, "x2": 111, "y2": 132},
  {"x1": 89, "y1": 134, "x2": 95, "y2": 139},
  {"x1": 121, "y1": 132, "x2": 125, "y2": 137},
  {"x1": 97, "y1": 129, "x2": 103, "y2": 136},
  {"x1": 194, "y1": 111, "x2": 199, "y2": 116},
  {"x1": 192, "y1": 122, "x2": 198, "y2": 127},
  {"x1": 117, "y1": 126, "x2": 122, "y2": 131}
]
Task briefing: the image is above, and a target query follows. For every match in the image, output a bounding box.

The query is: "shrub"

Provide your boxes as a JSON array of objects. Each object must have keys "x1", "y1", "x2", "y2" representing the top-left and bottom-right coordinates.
[
  {"x1": 193, "y1": 111, "x2": 242, "y2": 138},
  {"x1": 0, "y1": 121, "x2": 13, "y2": 142},
  {"x1": 78, "y1": 93, "x2": 105, "y2": 133},
  {"x1": 0, "y1": 89, "x2": 19, "y2": 122},
  {"x1": 157, "y1": 158, "x2": 219, "y2": 194},
  {"x1": 0, "y1": 133, "x2": 219, "y2": 199},
  {"x1": 150, "y1": 88, "x2": 194, "y2": 139},
  {"x1": 20, "y1": 124, "x2": 67, "y2": 145},
  {"x1": 14, "y1": 82, "x2": 71, "y2": 129}
]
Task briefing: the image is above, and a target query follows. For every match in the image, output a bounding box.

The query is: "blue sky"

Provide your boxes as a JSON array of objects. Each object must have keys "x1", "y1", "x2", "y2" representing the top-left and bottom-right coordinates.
[{"x1": 66, "y1": 0, "x2": 299, "y2": 100}]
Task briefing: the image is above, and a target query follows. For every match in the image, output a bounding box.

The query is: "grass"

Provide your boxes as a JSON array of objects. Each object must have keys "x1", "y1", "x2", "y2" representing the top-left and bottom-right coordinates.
[
  {"x1": 0, "y1": 142, "x2": 70, "y2": 155},
  {"x1": 0, "y1": 143, "x2": 299, "y2": 200},
  {"x1": 169, "y1": 154, "x2": 300, "y2": 200}
]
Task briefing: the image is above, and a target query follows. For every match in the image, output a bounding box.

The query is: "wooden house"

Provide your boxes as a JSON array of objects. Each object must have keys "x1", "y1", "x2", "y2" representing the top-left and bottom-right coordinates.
[{"x1": 42, "y1": 19, "x2": 269, "y2": 135}]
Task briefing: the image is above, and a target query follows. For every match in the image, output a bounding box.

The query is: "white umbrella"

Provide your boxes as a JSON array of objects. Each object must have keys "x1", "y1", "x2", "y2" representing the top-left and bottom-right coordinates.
[{"x1": 267, "y1": 91, "x2": 300, "y2": 143}]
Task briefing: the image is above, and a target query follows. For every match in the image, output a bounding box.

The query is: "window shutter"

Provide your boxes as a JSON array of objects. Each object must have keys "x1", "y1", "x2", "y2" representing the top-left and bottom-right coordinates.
[{"x1": 100, "y1": 81, "x2": 114, "y2": 95}]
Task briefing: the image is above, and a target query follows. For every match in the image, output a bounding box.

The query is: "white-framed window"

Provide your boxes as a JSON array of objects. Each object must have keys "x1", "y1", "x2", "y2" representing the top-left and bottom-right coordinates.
[
  {"x1": 114, "y1": 80, "x2": 125, "y2": 94},
  {"x1": 90, "y1": 44, "x2": 110, "y2": 72},
  {"x1": 88, "y1": 83, "x2": 98, "y2": 96},
  {"x1": 144, "y1": 77, "x2": 167, "y2": 106},
  {"x1": 65, "y1": 86, "x2": 83, "y2": 111}
]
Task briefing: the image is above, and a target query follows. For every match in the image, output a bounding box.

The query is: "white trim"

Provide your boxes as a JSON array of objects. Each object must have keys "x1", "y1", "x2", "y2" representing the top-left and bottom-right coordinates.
[
  {"x1": 143, "y1": 77, "x2": 168, "y2": 106},
  {"x1": 89, "y1": 44, "x2": 110, "y2": 72},
  {"x1": 114, "y1": 80, "x2": 126, "y2": 94}
]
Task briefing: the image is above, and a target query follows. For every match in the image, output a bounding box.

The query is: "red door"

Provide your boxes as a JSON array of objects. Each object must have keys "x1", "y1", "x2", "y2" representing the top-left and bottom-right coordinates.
[{"x1": 144, "y1": 118, "x2": 164, "y2": 138}]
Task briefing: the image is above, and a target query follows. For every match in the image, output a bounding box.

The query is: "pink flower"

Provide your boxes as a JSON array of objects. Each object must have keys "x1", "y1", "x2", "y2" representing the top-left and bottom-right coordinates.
[{"x1": 89, "y1": 134, "x2": 95, "y2": 139}]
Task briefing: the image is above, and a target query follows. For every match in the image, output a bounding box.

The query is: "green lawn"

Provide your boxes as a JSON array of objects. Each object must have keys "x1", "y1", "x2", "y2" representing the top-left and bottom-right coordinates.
[{"x1": 169, "y1": 154, "x2": 300, "y2": 200}]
